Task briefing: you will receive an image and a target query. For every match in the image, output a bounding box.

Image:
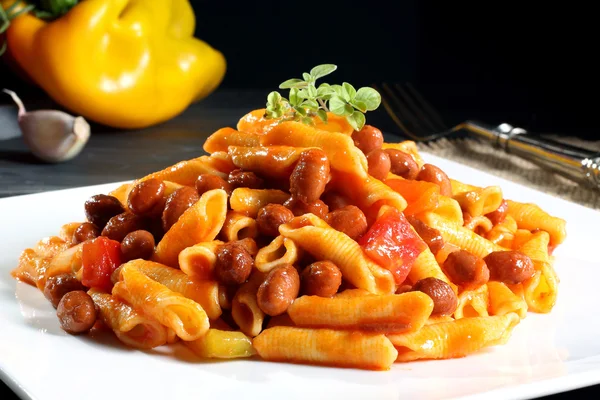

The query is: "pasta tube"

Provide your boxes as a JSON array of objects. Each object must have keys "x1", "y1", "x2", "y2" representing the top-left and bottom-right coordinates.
[
  {"x1": 253, "y1": 326, "x2": 398, "y2": 370},
  {"x1": 112, "y1": 263, "x2": 209, "y2": 341},
  {"x1": 287, "y1": 292, "x2": 433, "y2": 333}
]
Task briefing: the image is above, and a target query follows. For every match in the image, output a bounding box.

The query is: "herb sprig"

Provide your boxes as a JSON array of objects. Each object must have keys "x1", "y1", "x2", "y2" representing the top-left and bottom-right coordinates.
[{"x1": 264, "y1": 64, "x2": 381, "y2": 131}]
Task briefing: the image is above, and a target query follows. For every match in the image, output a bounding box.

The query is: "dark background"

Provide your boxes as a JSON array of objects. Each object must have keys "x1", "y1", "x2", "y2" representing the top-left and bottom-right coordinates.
[
  {"x1": 188, "y1": 0, "x2": 597, "y2": 137},
  {"x1": 1, "y1": 0, "x2": 597, "y2": 138},
  {"x1": 0, "y1": 0, "x2": 598, "y2": 398}
]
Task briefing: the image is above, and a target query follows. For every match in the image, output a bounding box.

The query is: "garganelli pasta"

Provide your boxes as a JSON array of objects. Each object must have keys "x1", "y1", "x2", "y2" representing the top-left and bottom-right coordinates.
[{"x1": 12, "y1": 100, "x2": 566, "y2": 371}]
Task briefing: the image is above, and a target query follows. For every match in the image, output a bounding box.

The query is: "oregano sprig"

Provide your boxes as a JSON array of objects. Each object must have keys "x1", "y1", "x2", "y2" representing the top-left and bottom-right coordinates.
[{"x1": 264, "y1": 64, "x2": 381, "y2": 131}]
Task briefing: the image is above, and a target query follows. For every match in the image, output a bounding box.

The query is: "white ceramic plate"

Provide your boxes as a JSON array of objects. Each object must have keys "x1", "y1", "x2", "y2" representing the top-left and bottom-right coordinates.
[{"x1": 1, "y1": 153, "x2": 599, "y2": 400}]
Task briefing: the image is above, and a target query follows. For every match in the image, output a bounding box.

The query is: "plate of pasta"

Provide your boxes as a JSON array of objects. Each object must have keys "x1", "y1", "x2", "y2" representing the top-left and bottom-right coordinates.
[{"x1": 1, "y1": 67, "x2": 599, "y2": 400}]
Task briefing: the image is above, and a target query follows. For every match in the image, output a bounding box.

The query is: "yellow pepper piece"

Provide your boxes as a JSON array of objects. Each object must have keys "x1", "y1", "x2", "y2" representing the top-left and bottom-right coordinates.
[{"x1": 2, "y1": 0, "x2": 226, "y2": 129}]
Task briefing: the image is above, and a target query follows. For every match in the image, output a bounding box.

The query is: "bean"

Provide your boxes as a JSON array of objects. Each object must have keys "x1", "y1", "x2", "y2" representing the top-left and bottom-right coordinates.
[
  {"x1": 127, "y1": 179, "x2": 166, "y2": 217},
  {"x1": 43, "y1": 273, "x2": 86, "y2": 309},
  {"x1": 385, "y1": 149, "x2": 419, "y2": 180},
  {"x1": 352, "y1": 125, "x2": 383, "y2": 154},
  {"x1": 121, "y1": 230, "x2": 155, "y2": 262},
  {"x1": 283, "y1": 196, "x2": 329, "y2": 219},
  {"x1": 411, "y1": 277, "x2": 458, "y2": 316},
  {"x1": 417, "y1": 164, "x2": 452, "y2": 196},
  {"x1": 56, "y1": 290, "x2": 97, "y2": 334},
  {"x1": 289, "y1": 149, "x2": 330, "y2": 203},
  {"x1": 161, "y1": 186, "x2": 200, "y2": 232},
  {"x1": 407, "y1": 216, "x2": 444, "y2": 254},
  {"x1": 483, "y1": 251, "x2": 535, "y2": 284},
  {"x1": 324, "y1": 205, "x2": 368, "y2": 241},
  {"x1": 443, "y1": 250, "x2": 490, "y2": 288},
  {"x1": 84, "y1": 194, "x2": 124, "y2": 229},
  {"x1": 485, "y1": 199, "x2": 509, "y2": 225},
  {"x1": 72, "y1": 222, "x2": 100, "y2": 244},
  {"x1": 102, "y1": 212, "x2": 148, "y2": 242},
  {"x1": 256, "y1": 204, "x2": 295, "y2": 237},
  {"x1": 321, "y1": 191, "x2": 351, "y2": 211},
  {"x1": 300, "y1": 261, "x2": 342, "y2": 297},
  {"x1": 257, "y1": 264, "x2": 300, "y2": 316},
  {"x1": 214, "y1": 242, "x2": 254, "y2": 285},
  {"x1": 396, "y1": 284, "x2": 413, "y2": 294},
  {"x1": 228, "y1": 169, "x2": 264, "y2": 190},
  {"x1": 196, "y1": 174, "x2": 232, "y2": 196},
  {"x1": 366, "y1": 149, "x2": 391, "y2": 180}
]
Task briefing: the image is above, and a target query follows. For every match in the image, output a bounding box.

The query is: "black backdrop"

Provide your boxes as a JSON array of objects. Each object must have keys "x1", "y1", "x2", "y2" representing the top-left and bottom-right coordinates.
[
  {"x1": 0, "y1": 0, "x2": 596, "y2": 137},
  {"x1": 191, "y1": 0, "x2": 597, "y2": 137}
]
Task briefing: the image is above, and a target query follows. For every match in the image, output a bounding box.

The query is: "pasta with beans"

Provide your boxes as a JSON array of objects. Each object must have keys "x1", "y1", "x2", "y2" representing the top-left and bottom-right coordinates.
[{"x1": 11, "y1": 105, "x2": 565, "y2": 371}]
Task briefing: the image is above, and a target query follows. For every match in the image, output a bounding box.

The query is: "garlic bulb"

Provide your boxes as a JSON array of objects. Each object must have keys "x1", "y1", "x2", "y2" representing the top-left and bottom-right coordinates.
[{"x1": 3, "y1": 89, "x2": 91, "y2": 163}]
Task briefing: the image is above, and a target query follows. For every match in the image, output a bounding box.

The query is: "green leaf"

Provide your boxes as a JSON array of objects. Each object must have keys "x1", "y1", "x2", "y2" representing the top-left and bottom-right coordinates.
[
  {"x1": 302, "y1": 99, "x2": 319, "y2": 110},
  {"x1": 302, "y1": 72, "x2": 312, "y2": 82},
  {"x1": 342, "y1": 82, "x2": 356, "y2": 101},
  {"x1": 297, "y1": 89, "x2": 309, "y2": 99},
  {"x1": 316, "y1": 109, "x2": 328, "y2": 123},
  {"x1": 346, "y1": 111, "x2": 366, "y2": 131},
  {"x1": 279, "y1": 78, "x2": 304, "y2": 89},
  {"x1": 307, "y1": 83, "x2": 318, "y2": 98},
  {"x1": 267, "y1": 91, "x2": 282, "y2": 107},
  {"x1": 344, "y1": 103, "x2": 355, "y2": 115},
  {"x1": 355, "y1": 87, "x2": 381, "y2": 111},
  {"x1": 294, "y1": 106, "x2": 307, "y2": 116},
  {"x1": 329, "y1": 96, "x2": 347, "y2": 116},
  {"x1": 289, "y1": 88, "x2": 300, "y2": 106},
  {"x1": 302, "y1": 116, "x2": 314, "y2": 125},
  {"x1": 309, "y1": 64, "x2": 337, "y2": 80},
  {"x1": 350, "y1": 99, "x2": 367, "y2": 113},
  {"x1": 317, "y1": 84, "x2": 335, "y2": 99},
  {"x1": 331, "y1": 85, "x2": 344, "y2": 97}
]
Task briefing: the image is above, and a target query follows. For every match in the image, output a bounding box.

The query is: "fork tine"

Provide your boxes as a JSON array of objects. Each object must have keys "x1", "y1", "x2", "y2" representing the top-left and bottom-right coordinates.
[
  {"x1": 380, "y1": 83, "x2": 431, "y2": 139},
  {"x1": 392, "y1": 83, "x2": 442, "y2": 135},
  {"x1": 377, "y1": 82, "x2": 449, "y2": 142},
  {"x1": 405, "y1": 83, "x2": 448, "y2": 132}
]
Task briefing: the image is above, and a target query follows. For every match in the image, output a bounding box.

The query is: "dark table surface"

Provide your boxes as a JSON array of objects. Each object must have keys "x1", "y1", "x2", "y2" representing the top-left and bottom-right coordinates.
[{"x1": 0, "y1": 88, "x2": 598, "y2": 399}]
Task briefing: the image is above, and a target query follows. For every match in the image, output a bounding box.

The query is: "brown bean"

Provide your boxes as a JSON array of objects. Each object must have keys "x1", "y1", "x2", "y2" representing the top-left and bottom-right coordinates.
[
  {"x1": 483, "y1": 251, "x2": 535, "y2": 284},
  {"x1": 214, "y1": 242, "x2": 254, "y2": 285},
  {"x1": 407, "y1": 216, "x2": 444, "y2": 255},
  {"x1": 366, "y1": 149, "x2": 391, "y2": 180},
  {"x1": 324, "y1": 205, "x2": 368, "y2": 241},
  {"x1": 228, "y1": 169, "x2": 264, "y2": 189},
  {"x1": 321, "y1": 191, "x2": 351, "y2": 211},
  {"x1": 256, "y1": 204, "x2": 294, "y2": 237},
  {"x1": 283, "y1": 196, "x2": 329, "y2": 219},
  {"x1": 289, "y1": 148, "x2": 330, "y2": 203},
  {"x1": 352, "y1": 125, "x2": 383, "y2": 154},
  {"x1": 72, "y1": 222, "x2": 100, "y2": 244},
  {"x1": 301, "y1": 261, "x2": 342, "y2": 297},
  {"x1": 127, "y1": 179, "x2": 166, "y2": 217},
  {"x1": 485, "y1": 199, "x2": 509, "y2": 225},
  {"x1": 84, "y1": 194, "x2": 125, "y2": 229},
  {"x1": 121, "y1": 230, "x2": 155, "y2": 262},
  {"x1": 417, "y1": 164, "x2": 452, "y2": 196},
  {"x1": 161, "y1": 186, "x2": 200, "y2": 232},
  {"x1": 443, "y1": 250, "x2": 490, "y2": 288},
  {"x1": 101, "y1": 212, "x2": 148, "y2": 242},
  {"x1": 56, "y1": 290, "x2": 97, "y2": 334},
  {"x1": 385, "y1": 149, "x2": 419, "y2": 180},
  {"x1": 257, "y1": 264, "x2": 300, "y2": 316},
  {"x1": 411, "y1": 277, "x2": 458, "y2": 316},
  {"x1": 43, "y1": 273, "x2": 86, "y2": 309},
  {"x1": 396, "y1": 284, "x2": 413, "y2": 294},
  {"x1": 196, "y1": 174, "x2": 232, "y2": 196}
]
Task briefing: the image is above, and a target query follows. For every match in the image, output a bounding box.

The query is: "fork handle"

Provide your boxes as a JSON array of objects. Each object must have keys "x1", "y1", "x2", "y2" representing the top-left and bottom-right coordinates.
[{"x1": 461, "y1": 120, "x2": 600, "y2": 189}]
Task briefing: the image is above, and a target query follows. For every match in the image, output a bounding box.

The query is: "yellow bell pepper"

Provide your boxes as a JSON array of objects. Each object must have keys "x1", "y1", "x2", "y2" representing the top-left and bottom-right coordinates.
[{"x1": 1, "y1": 0, "x2": 226, "y2": 129}]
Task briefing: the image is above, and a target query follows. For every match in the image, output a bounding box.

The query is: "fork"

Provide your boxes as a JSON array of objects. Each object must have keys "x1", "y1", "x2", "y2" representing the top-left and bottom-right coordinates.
[{"x1": 376, "y1": 82, "x2": 600, "y2": 190}]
